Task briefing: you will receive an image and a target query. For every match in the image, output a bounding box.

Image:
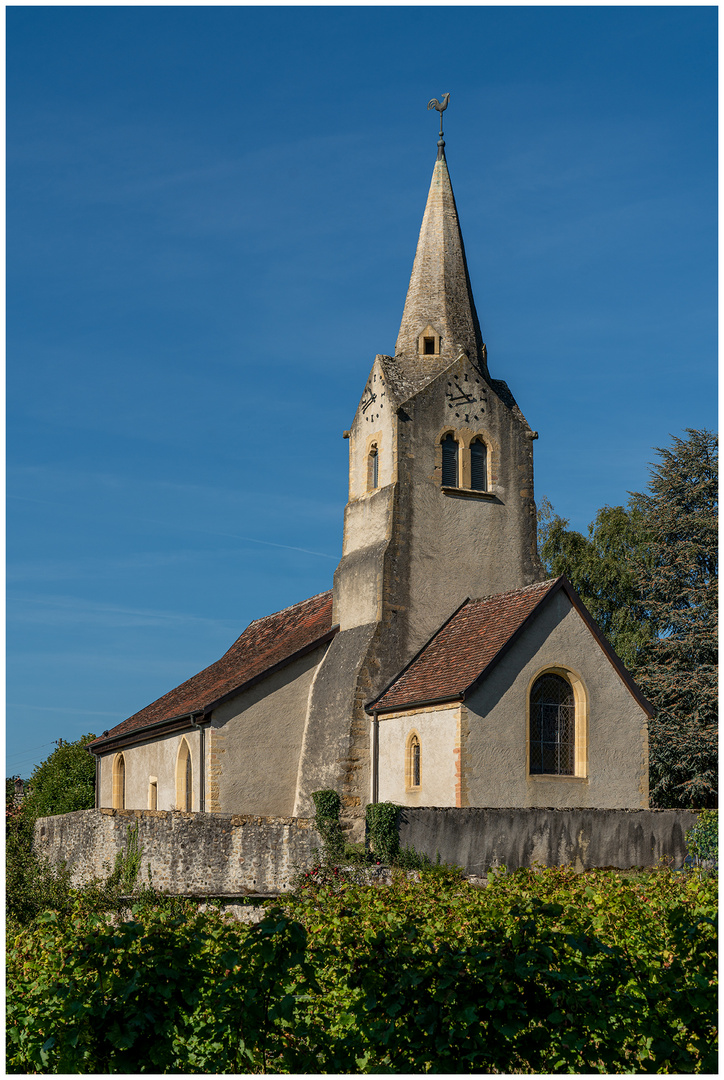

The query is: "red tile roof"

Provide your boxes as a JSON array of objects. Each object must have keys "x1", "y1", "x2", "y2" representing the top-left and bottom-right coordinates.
[
  {"x1": 369, "y1": 579, "x2": 558, "y2": 713},
  {"x1": 89, "y1": 591, "x2": 335, "y2": 749}
]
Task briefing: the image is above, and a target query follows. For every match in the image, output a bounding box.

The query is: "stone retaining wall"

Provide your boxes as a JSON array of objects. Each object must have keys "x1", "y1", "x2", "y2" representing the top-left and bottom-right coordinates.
[
  {"x1": 34, "y1": 806, "x2": 699, "y2": 896},
  {"x1": 397, "y1": 807, "x2": 699, "y2": 874},
  {"x1": 33, "y1": 809, "x2": 322, "y2": 896}
]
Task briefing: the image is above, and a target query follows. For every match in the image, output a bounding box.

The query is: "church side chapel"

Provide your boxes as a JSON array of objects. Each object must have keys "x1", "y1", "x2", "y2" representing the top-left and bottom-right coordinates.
[{"x1": 89, "y1": 101, "x2": 651, "y2": 832}]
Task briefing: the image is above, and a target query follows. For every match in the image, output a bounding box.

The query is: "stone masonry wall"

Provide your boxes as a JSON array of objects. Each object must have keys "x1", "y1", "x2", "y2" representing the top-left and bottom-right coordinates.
[
  {"x1": 34, "y1": 809, "x2": 322, "y2": 896},
  {"x1": 34, "y1": 807, "x2": 699, "y2": 897}
]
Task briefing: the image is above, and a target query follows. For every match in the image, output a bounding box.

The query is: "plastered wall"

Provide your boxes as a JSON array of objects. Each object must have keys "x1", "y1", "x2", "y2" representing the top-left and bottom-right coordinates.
[
  {"x1": 212, "y1": 644, "x2": 328, "y2": 817},
  {"x1": 98, "y1": 727, "x2": 203, "y2": 812},
  {"x1": 377, "y1": 706, "x2": 460, "y2": 806},
  {"x1": 462, "y1": 590, "x2": 649, "y2": 808}
]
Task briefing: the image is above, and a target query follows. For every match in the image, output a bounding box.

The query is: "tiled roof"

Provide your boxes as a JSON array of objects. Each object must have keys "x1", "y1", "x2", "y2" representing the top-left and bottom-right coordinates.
[
  {"x1": 89, "y1": 591, "x2": 335, "y2": 748},
  {"x1": 369, "y1": 579, "x2": 558, "y2": 713}
]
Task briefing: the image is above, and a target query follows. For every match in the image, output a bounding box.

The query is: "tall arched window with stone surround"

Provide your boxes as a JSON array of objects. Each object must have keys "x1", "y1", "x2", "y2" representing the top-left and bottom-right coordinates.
[
  {"x1": 176, "y1": 738, "x2": 193, "y2": 811},
  {"x1": 441, "y1": 434, "x2": 458, "y2": 488},
  {"x1": 112, "y1": 753, "x2": 125, "y2": 809},
  {"x1": 529, "y1": 673, "x2": 575, "y2": 775}
]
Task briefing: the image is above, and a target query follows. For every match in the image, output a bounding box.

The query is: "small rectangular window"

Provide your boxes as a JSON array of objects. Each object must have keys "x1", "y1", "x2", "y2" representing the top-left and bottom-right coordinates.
[{"x1": 423, "y1": 337, "x2": 435, "y2": 355}]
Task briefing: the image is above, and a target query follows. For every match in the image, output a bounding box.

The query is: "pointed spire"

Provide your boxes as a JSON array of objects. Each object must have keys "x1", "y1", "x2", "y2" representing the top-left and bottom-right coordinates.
[{"x1": 395, "y1": 148, "x2": 486, "y2": 373}]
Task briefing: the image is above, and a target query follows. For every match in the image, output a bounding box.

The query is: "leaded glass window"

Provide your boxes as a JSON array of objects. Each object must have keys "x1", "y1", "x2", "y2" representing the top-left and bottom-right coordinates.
[
  {"x1": 406, "y1": 733, "x2": 421, "y2": 789},
  {"x1": 529, "y1": 673, "x2": 575, "y2": 775}
]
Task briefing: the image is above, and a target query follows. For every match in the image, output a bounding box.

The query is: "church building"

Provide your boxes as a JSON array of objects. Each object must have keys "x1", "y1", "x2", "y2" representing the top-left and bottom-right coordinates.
[{"x1": 89, "y1": 117, "x2": 651, "y2": 834}]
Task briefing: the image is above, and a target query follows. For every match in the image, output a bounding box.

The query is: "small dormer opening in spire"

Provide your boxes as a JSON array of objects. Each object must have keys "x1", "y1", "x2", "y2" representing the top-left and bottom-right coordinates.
[
  {"x1": 418, "y1": 323, "x2": 441, "y2": 356},
  {"x1": 395, "y1": 96, "x2": 487, "y2": 375}
]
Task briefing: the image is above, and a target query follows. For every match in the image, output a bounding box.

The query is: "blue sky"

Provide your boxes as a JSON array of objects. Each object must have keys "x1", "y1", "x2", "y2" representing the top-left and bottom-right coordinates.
[{"x1": 7, "y1": 6, "x2": 717, "y2": 777}]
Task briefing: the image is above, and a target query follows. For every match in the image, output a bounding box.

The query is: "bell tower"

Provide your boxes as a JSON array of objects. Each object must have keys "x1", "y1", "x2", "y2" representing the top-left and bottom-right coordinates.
[{"x1": 294, "y1": 102, "x2": 543, "y2": 829}]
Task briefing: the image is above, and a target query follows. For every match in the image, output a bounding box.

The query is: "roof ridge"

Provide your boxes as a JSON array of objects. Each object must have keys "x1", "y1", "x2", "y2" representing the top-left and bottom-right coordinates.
[
  {"x1": 244, "y1": 589, "x2": 333, "y2": 629},
  {"x1": 468, "y1": 578, "x2": 558, "y2": 604}
]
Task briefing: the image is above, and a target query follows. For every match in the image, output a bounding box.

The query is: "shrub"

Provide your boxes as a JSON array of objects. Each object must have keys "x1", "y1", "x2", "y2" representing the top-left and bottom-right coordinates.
[
  {"x1": 311, "y1": 789, "x2": 344, "y2": 862},
  {"x1": 686, "y1": 808, "x2": 718, "y2": 870},
  {"x1": 365, "y1": 801, "x2": 400, "y2": 863}
]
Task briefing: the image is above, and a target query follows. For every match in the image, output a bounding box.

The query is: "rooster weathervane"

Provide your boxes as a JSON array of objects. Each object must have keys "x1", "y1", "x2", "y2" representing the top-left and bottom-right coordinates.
[{"x1": 427, "y1": 92, "x2": 450, "y2": 150}]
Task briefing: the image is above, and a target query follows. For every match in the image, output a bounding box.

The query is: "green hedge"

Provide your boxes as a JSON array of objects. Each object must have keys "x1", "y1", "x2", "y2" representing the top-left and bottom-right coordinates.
[{"x1": 7, "y1": 866, "x2": 717, "y2": 1074}]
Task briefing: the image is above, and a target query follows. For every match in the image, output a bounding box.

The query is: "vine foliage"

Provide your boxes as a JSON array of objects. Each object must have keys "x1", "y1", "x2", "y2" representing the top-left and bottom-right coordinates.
[
  {"x1": 366, "y1": 801, "x2": 400, "y2": 864},
  {"x1": 311, "y1": 790, "x2": 344, "y2": 862}
]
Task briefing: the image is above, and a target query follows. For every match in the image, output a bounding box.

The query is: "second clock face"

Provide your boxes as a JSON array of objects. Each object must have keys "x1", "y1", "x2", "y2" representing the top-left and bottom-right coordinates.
[
  {"x1": 445, "y1": 374, "x2": 486, "y2": 422},
  {"x1": 361, "y1": 371, "x2": 386, "y2": 422}
]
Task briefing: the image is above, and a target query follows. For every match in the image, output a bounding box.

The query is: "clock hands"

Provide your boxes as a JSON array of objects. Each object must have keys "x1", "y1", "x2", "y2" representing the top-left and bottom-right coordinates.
[{"x1": 361, "y1": 392, "x2": 377, "y2": 413}]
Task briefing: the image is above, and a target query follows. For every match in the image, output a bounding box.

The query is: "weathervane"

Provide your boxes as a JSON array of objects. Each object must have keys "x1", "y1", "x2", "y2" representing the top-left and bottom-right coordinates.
[{"x1": 427, "y1": 92, "x2": 450, "y2": 155}]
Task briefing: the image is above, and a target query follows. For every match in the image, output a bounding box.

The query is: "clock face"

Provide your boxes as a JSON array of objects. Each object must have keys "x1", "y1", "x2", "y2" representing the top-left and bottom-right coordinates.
[
  {"x1": 445, "y1": 374, "x2": 486, "y2": 423},
  {"x1": 361, "y1": 371, "x2": 386, "y2": 422}
]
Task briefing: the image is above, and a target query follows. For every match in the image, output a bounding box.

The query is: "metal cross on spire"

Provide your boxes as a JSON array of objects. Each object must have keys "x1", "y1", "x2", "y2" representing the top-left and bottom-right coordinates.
[{"x1": 427, "y1": 93, "x2": 450, "y2": 157}]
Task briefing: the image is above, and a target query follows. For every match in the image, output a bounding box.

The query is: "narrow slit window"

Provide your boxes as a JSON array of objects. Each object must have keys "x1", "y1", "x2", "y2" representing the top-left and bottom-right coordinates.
[
  {"x1": 530, "y1": 674, "x2": 575, "y2": 775},
  {"x1": 441, "y1": 434, "x2": 458, "y2": 487},
  {"x1": 148, "y1": 780, "x2": 158, "y2": 810},
  {"x1": 406, "y1": 733, "x2": 421, "y2": 789},
  {"x1": 470, "y1": 438, "x2": 488, "y2": 491},
  {"x1": 367, "y1": 444, "x2": 379, "y2": 490},
  {"x1": 185, "y1": 751, "x2": 192, "y2": 811}
]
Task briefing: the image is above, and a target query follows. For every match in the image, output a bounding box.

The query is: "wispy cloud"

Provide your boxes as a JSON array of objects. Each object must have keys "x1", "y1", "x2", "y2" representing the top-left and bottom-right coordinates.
[{"x1": 8, "y1": 595, "x2": 240, "y2": 632}]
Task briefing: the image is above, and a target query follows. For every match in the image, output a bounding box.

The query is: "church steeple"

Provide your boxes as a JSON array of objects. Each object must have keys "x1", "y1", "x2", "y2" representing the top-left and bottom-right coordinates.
[{"x1": 395, "y1": 140, "x2": 486, "y2": 374}]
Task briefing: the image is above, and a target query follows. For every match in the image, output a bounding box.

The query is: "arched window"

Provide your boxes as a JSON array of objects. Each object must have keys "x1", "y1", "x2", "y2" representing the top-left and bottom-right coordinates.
[
  {"x1": 406, "y1": 732, "x2": 421, "y2": 789},
  {"x1": 367, "y1": 443, "x2": 379, "y2": 490},
  {"x1": 470, "y1": 438, "x2": 488, "y2": 491},
  {"x1": 112, "y1": 753, "x2": 125, "y2": 810},
  {"x1": 176, "y1": 739, "x2": 193, "y2": 811},
  {"x1": 529, "y1": 673, "x2": 575, "y2": 775},
  {"x1": 441, "y1": 434, "x2": 458, "y2": 488}
]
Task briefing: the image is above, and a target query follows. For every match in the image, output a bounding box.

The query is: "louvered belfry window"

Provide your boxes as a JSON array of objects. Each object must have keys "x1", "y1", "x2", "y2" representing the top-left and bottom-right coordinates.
[
  {"x1": 441, "y1": 434, "x2": 458, "y2": 487},
  {"x1": 470, "y1": 438, "x2": 488, "y2": 491},
  {"x1": 530, "y1": 673, "x2": 575, "y2": 774}
]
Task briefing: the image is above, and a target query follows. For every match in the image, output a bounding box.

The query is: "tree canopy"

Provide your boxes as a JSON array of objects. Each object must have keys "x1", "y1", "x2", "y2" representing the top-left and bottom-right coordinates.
[
  {"x1": 22, "y1": 734, "x2": 97, "y2": 820},
  {"x1": 538, "y1": 429, "x2": 717, "y2": 809}
]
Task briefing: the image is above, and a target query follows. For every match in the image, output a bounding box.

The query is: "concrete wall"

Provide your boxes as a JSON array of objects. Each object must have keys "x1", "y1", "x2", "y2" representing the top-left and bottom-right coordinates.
[
  {"x1": 34, "y1": 809, "x2": 322, "y2": 896},
  {"x1": 463, "y1": 590, "x2": 649, "y2": 809},
  {"x1": 378, "y1": 705, "x2": 460, "y2": 807},
  {"x1": 397, "y1": 807, "x2": 698, "y2": 874}
]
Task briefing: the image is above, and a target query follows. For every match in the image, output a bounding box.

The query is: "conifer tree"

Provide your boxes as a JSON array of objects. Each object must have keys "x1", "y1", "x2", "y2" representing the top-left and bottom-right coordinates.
[
  {"x1": 538, "y1": 429, "x2": 717, "y2": 808},
  {"x1": 630, "y1": 430, "x2": 717, "y2": 808}
]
